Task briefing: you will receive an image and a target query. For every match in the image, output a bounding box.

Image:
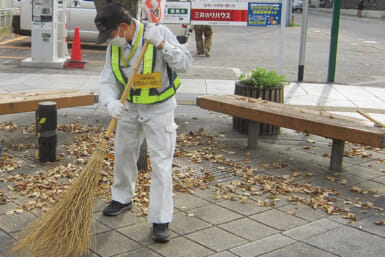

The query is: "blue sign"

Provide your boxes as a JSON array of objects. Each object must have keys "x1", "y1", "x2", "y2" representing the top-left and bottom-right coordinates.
[{"x1": 248, "y1": 3, "x2": 281, "y2": 26}]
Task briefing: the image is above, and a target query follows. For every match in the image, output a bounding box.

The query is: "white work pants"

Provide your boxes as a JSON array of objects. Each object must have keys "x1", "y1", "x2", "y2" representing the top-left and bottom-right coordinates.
[{"x1": 112, "y1": 97, "x2": 177, "y2": 223}]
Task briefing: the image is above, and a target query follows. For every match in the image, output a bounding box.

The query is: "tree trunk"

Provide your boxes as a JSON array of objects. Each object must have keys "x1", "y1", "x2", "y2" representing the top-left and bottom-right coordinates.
[{"x1": 94, "y1": 0, "x2": 139, "y2": 18}]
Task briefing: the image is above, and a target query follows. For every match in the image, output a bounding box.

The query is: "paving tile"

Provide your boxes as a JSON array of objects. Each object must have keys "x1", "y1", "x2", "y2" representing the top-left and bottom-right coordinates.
[
  {"x1": 336, "y1": 186, "x2": 379, "y2": 204},
  {"x1": 373, "y1": 196, "x2": 385, "y2": 212},
  {"x1": 283, "y1": 218, "x2": 341, "y2": 241},
  {"x1": 230, "y1": 234, "x2": 295, "y2": 257},
  {"x1": 249, "y1": 194, "x2": 291, "y2": 208},
  {"x1": 189, "y1": 205, "x2": 242, "y2": 225},
  {"x1": 326, "y1": 215, "x2": 352, "y2": 225},
  {"x1": 186, "y1": 227, "x2": 247, "y2": 252},
  {"x1": 342, "y1": 165, "x2": 384, "y2": 180},
  {"x1": 219, "y1": 217, "x2": 278, "y2": 241},
  {"x1": 295, "y1": 174, "x2": 349, "y2": 193},
  {"x1": 305, "y1": 226, "x2": 385, "y2": 257},
  {"x1": 174, "y1": 192, "x2": 210, "y2": 211},
  {"x1": 171, "y1": 211, "x2": 212, "y2": 235},
  {"x1": 94, "y1": 199, "x2": 108, "y2": 213},
  {"x1": 208, "y1": 251, "x2": 238, "y2": 257},
  {"x1": 118, "y1": 221, "x2": 178, "y2": 246},
  {"x1": 217, "y1": 198, "x2": 269, "y2": 216},
  {"x1": 250, "y1": 209, "x2": 308, "y2": 231},
  {"x1": 373, "y1": 175, "x2": 385, "y2": 185},
  {"x1": 94, "y1": 211, "x2": 145, "y2": 229},
  {"x1": 0, "y1": 212, "x2": 36, "y2": 233},
  {"x1": 191, "y1": 188, "x2": 223, "y2": 203},
  {"x1": 90, "y1": 220, "x2": 111, "y2": 235},
  {"x1": 349, "y1": 214, "x2": 385, "y2": 238},
  {"x1": 114, "y1": 247, "x2": 163, "y2": 257},
  {"x1": 90, "y1": 230, "x2": 140, "y2": 257},
  {"x1": 0, "y1": 230, "x2": 15, "y2": 257},
  {"x1": 149, "y1": 236, "x2": 215, "y2": 257},
  {"x1": 0, "y1": 202, "x2": 17, "y2": 215},
  {"x1": 354, "y1": 180, "x2": 385, "y2": 196},
  {"x1": 81, "y1": 251, "x2": 99, "y2": 257},
  {"x1": 279, "y1": 204, "x2": 328, "y2": 221},
  {"x1": 261, "y1": 242, "x2": 338, "y2": 257},
  {"x1": 322, "y1": 171, "x2": 368, "y2": 187}
]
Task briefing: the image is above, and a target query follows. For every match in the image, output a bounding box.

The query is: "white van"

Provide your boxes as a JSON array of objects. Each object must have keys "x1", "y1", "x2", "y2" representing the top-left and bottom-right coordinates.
[
  {"x1": 12, "y1": 0, "x2": 98, "y2": 42},
  {"x1": 12, "y1": 0, "x2": 189, "y2": 43}
]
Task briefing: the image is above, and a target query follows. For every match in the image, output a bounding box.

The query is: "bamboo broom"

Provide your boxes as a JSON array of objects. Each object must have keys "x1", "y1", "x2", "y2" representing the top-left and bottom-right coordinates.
[{"x1": 12, "y1": 41, "x2": 150, "y2": 257}]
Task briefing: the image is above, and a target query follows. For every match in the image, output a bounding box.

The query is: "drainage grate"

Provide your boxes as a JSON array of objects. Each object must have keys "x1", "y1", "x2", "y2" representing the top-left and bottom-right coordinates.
[{"x1": 173, "y1": 157, "x2": 240, "y2": 184}]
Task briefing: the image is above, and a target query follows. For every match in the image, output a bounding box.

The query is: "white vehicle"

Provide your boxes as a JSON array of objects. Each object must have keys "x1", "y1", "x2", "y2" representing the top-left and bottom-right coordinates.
[
  {"x1": 12, "y1": 0, "x2": 98, "y2": 42},
  {"x1": 12, "y1": 0, "x2": 189, "y2": 43}
]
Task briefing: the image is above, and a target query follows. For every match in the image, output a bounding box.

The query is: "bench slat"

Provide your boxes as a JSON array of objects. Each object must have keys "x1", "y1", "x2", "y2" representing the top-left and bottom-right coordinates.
[
  {"x1": 198, "y1": 95, "x2": 385, "y2": 148},
  {"x1": 0, "y1": 90, "x2": 96, "y2": 115}
]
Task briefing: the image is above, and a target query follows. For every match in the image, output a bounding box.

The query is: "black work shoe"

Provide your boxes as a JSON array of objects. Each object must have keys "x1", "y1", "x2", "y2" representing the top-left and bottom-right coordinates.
[
  {"x1": 152, "y1": 223, "x2": 170, "y2": 243},
  {"x1": 103, "y1": 200, "x2": 132, "y2": 216}
]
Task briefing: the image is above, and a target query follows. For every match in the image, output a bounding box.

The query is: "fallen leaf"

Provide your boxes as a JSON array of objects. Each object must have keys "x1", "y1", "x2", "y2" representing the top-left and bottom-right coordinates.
[
  {"x1": 240, "y1": 196, "x2": 248, "y2": 204},
  {"x1": 352, "y1": 186, "x2": 363, "y2": 194}
]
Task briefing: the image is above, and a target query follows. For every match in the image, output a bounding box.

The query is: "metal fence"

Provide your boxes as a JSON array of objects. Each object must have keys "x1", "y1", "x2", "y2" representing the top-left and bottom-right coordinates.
[{"x1": 0, "y1": 8, "x2": 16, "y2": 28}]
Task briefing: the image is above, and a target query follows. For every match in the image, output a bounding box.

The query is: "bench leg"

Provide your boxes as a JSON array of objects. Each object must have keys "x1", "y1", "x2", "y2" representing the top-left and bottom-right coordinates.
[
  {"x1": 330, "y1": 139, "x2": 345, "y2": 172},
  {"x1": 247, "y1": 121, "x2": 260, "y2": 149}
]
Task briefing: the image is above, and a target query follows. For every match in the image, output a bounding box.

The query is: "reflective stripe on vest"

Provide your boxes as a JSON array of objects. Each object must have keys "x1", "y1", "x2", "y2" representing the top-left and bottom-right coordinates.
[{"x1": 111, "y1": 42, "x2": 181, "y2": 104}]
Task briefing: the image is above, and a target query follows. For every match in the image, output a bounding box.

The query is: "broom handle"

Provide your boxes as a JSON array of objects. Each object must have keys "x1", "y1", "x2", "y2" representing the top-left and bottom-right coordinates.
[
  {"x1": 357, "y1": 109, "x2": 385, "y2": 128},
  {"x1": 104, "y1": 40, "x2": 150, "y2": 139}
]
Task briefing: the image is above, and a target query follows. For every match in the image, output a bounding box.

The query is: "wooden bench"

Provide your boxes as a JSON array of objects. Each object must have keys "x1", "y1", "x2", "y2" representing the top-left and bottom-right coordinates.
[
  {"x1": 197, "y1": 94, "x2": 385, "y2": 171},
  {"x1": 0, "y1": 89, "x2": 97, "y2": 115}
]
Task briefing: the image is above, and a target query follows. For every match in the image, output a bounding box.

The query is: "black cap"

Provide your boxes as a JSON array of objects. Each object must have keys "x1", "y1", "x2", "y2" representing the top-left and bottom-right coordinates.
[{"x1": 94, "y1": 2, "x2": 132, "y2": 44}]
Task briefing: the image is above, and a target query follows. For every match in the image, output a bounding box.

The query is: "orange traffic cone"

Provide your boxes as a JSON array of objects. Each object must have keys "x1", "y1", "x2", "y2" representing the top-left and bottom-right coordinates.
[{"x1": 65, "y1": 26, "x2": 87, "y2": 68}]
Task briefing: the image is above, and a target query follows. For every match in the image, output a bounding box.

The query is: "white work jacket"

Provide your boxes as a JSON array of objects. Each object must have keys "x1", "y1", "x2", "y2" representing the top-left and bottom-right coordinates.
[{"x1": 99, "y1": 19, "x2": 192, "y2": 107}]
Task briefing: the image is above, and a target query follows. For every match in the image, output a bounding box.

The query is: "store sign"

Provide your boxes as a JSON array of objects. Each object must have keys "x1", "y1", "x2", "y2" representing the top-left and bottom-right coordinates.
[
  {"x1": 191, "y1": 2, "x2": 248, "y2": 26},
  {"x1": 163, "y1": 1, "x2": 191, "y2": 24},
  {"x1": 247, "y1": 3, "x2": 281, "y2": 26},
  {"x1": 164, "y1": 1, "x2": 282, "y2": 26}
]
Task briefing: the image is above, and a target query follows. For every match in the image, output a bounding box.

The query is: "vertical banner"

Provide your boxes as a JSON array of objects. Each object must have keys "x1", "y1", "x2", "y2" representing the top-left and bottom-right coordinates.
[
  {"x1": 142, "y1": 0, "x2": 166, "y2": 23},
  {"x1": 247, "y1": 3, "x2": 282, "y2": 26}
]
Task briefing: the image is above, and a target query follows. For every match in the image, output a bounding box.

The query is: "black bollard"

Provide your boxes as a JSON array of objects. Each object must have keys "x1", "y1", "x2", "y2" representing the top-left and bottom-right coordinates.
[{"x1": 36, "y1": 102, "x2": 57, "y2": 162}]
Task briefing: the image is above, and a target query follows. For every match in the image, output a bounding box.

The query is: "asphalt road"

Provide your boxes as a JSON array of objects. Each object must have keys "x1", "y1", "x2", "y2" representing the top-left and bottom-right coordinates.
[{"x1": 1, "y1": 9, "x2": 384, "y2": 85}]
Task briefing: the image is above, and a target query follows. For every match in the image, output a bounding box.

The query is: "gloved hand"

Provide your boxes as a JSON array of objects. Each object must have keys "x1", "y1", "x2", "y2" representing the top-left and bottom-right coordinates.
[
  {"x1": 106, "y1": 99, "x2": 125, "y2": 120},
  {"x1": 144, "y1": 24, "x2": 164, "y2": 47}
]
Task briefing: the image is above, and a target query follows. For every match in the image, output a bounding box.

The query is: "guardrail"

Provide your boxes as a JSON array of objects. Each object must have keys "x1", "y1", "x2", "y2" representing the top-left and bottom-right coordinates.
[{"x1": 0, "y1": 8, "x2": 17, "y2": 28}]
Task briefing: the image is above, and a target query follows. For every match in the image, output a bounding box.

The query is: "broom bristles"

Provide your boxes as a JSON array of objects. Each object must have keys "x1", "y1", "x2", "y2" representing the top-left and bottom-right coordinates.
[{"x1": 12, "y1": 146, "x2": 106, "y2": 257}]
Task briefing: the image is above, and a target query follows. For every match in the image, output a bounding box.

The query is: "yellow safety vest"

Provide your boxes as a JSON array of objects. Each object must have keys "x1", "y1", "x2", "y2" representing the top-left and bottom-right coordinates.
[{"x1": 111, "y1": 32, "x2": 181, "y2": 104}]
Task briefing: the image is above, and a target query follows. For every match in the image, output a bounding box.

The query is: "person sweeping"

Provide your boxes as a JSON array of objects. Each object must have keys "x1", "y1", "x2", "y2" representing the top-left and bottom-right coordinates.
[{"x1": 95, "y1": 2, "x2": 192, "y2": 242}]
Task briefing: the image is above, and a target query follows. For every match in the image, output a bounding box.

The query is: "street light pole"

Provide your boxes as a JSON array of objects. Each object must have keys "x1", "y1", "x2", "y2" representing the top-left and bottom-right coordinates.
[
  {"x1": 298, "y1": 0, "x2": 309, "y2": 81},
  {"x1": 327, "y1": 0, "x2": 341, "y2": 83},
  {"x1": 278, "y1": 0, "x2": 288, "y2": 76}
]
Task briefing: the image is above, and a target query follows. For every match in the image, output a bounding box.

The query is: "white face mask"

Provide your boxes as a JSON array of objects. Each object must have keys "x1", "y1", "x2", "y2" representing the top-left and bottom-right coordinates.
[{"x1": 107, "y1": 26, "x2": 127, "y2": 47}]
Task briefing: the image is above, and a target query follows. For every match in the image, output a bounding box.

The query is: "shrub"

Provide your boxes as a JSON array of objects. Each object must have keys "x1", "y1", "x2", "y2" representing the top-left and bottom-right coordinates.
[{"x1": 239, "y1": 68, "x2": 286, "y2": 89}]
